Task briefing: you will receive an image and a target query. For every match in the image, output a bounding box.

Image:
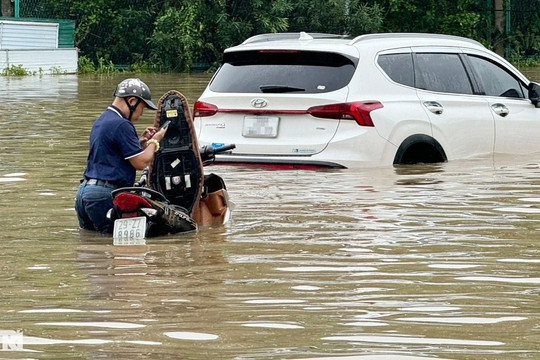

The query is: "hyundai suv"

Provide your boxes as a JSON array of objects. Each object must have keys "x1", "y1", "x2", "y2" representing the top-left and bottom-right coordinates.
[{"x1": 193, "y1": 32, "x2": 540, "y2": 168}]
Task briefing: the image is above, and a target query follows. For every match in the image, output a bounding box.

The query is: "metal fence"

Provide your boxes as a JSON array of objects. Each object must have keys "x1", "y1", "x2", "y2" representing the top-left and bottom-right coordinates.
[{"x1": 506, "y1": 0, "x2": 540, "y2": 59}]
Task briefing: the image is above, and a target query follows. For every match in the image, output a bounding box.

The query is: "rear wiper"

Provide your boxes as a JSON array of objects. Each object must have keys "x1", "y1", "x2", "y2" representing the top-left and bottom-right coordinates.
[{"x1": 260, "y1": 85, "x2": 306, "y2": 93}]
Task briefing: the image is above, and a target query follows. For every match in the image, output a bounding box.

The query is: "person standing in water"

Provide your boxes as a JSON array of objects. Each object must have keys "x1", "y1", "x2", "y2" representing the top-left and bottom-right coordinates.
[{"x1": 75, "y1": 78, "x2": 168, "y2": 234}]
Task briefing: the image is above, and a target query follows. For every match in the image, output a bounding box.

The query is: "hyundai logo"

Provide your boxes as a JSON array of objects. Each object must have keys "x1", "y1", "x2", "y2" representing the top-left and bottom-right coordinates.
[{"x1": 251, "y1": 98, "x2": 268, "y2": 108}]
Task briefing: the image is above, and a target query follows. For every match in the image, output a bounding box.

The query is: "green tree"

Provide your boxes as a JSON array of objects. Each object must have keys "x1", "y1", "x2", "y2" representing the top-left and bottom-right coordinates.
[
  {"x1": 360, "y1": 0, "x2": 486, "y2": 38},
  {"x1": 29, "y1": 0, "x2": 540, "y2": 71},
  {"x1": 150, "y1": 3, "x2": 201, "y2": 71},
  {"x1": 151, "y1": 0, "x2": 292, "y2": 70},
  {"x1": 35, "y1": 0, "x2": 159, "y2": 65},
  {"x1": 346, "y1": 1, "x2": 384, "y2": 35}
]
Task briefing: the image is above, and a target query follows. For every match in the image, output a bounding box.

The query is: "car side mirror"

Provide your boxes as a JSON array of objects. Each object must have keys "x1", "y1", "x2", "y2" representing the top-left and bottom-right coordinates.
[{"x1": 528, "y1": 82, "x2": 540, "y2": 108}]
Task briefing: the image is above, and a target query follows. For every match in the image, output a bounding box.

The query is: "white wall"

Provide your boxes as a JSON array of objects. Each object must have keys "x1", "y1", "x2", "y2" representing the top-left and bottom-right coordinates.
[{"x1": 0, "y1": 48, "x2": 78, "y2": 74}]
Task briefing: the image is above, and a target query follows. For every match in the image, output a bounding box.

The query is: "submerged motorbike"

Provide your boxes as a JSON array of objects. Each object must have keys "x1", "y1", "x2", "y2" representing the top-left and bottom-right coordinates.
[
  {"x1": 108, "y1": 145, "x2": 235, "y2": 239},
  {"x1": 107, "y1": 90, "x2": 235, "y2": 240}
]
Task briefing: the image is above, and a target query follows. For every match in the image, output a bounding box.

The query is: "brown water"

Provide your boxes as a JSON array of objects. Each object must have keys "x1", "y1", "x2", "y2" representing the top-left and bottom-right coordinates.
[{"x1": 0, "y1": 72, "x2": 539, "y2": 359}]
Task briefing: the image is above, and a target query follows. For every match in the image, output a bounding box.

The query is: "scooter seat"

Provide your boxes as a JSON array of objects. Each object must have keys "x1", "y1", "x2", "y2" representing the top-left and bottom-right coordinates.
[{"x1": 150, "y1": 91, "x2": 204, "y2": 216}]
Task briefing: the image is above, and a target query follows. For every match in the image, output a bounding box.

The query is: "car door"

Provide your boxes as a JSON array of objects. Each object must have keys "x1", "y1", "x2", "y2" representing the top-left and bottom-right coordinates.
[
  {"x1": 413, "y1": 50, "x2": 495, "y2": 160},
  {"x1": 465, "y1": 54, "x2": 540, "y2": 155}
]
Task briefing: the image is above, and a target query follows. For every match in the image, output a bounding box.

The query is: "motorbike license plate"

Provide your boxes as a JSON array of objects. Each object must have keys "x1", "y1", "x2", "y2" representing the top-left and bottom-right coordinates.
[
  {"x1": 113, "y1": 216, "x2": 147, "y2": 245},
  {"x1": 242, "y1": 116, "x2": 279, "y2": 138}
]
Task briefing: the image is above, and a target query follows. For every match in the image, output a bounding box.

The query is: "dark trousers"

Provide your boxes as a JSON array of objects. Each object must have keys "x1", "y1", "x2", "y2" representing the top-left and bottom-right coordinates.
[{"x1": 75, "y1": 181, "x2": 115, "y2": 234}]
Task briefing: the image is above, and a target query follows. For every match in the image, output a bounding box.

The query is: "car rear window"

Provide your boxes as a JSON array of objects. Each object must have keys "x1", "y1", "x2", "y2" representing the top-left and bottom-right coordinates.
[{"x1": 209, "y1": 50, "x2": 357, "y2": 94}]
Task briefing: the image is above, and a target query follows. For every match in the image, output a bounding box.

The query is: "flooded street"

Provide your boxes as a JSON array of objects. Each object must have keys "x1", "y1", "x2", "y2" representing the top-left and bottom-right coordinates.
[{"x1": 0, "y1": 73, "x2": 539, "y2": 359}]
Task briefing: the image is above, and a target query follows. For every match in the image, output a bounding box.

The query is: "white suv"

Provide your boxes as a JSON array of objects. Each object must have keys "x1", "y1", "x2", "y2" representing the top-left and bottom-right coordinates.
[{"x1": 193, "y1": 32, "x2": 540, "y2": 168}]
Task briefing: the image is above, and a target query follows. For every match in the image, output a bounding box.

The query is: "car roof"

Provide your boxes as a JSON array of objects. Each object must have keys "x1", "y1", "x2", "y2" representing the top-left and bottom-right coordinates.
[{"x1": 225, "y1": 32, "x2": 487, "y2": 57}]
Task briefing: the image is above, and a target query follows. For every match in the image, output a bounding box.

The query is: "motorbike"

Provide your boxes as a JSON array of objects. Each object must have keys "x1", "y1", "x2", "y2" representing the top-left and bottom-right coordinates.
[
  {"x1": 107, "y1": 144, "x2": 235, "y2": 240},
  {"x1": 106, "y1": 89, "x2": 235, "y2": 241}
]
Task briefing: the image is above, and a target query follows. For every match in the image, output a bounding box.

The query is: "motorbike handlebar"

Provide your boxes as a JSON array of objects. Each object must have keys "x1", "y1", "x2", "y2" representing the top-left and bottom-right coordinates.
[
  {"x1": 200, "y1": 144, "x2": 236, "y2": 164},
  {"x1": 213, "y1": 144, "x2": 236, "y2": 153}
]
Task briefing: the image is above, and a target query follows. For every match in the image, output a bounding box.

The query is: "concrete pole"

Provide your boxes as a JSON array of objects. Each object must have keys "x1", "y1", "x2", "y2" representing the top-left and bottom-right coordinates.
[
  {"x1": 1, "y1": 0, "x2": 14, "y2": 17},
  {"x1": 494, "y1": 0, "x2": 505, "y2": 56}
]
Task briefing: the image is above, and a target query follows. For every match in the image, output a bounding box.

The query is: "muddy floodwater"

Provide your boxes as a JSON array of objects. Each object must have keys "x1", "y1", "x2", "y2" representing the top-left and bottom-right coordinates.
[{"x1": 0, "y1": 72, "x2": 540, "y2": 359}]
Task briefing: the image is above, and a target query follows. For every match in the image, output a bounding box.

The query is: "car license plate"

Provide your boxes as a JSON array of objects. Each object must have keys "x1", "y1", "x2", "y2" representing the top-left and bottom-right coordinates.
[
  {"x1": 113, "y1": 216, "x2": 147, "y2": 245},
  {"x1": 242, "y1": 116, "x2": 279, "y2": 138}
]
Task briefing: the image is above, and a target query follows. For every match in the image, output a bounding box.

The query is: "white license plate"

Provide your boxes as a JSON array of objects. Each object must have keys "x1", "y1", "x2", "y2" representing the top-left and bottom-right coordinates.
[
  {"x1": 242, "y1": 116, "x2": 279, "y2": 138},
  {"x1": 113, "y1": 216, "x2": 147, "y2": 245}
]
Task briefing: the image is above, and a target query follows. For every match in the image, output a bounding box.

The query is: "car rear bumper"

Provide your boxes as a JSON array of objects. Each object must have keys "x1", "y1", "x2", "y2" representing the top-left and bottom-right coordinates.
[{"x1": 214, "y1": 154, "x2": 347, "y2": 169}]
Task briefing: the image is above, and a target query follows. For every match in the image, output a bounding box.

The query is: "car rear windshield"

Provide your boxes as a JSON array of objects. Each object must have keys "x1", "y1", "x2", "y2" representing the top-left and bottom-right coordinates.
[{"x1": 209, "y1": 50, "x2": 357, "y2": 94}]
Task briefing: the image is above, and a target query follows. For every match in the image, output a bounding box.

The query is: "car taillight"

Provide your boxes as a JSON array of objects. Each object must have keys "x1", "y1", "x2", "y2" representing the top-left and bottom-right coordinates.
[
  {"x1": 307, "y1": 101, "x2": 383, "y2": 127},
  {"x1": 193, "y1": 101, "x2": 218, "y2": 117}
]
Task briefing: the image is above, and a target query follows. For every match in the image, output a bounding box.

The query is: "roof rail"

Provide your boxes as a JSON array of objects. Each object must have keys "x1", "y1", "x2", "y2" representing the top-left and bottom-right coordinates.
[
  {"x1": 242, "y1": 32, "x2": 349, "y2": 45},
  {"x1": 348, "y1": 33, "x2": 484, "y2": 47}
]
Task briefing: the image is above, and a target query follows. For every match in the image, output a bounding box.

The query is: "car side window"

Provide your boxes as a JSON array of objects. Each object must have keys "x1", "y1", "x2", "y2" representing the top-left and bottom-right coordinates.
[
  {"x1": 377, "y1": 53, "x2": 415, "y2": 87},
  {"x1": 415, "y1": 53, "x2": 473, "y2": 94},
  {"x1": 467, "y1": 55, "x2": 526, "y2": 98}
]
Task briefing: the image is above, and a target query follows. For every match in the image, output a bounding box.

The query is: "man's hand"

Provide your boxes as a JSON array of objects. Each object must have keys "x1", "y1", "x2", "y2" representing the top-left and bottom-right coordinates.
[
  {"x1": 139, "y1": 127, "x2": 158, "y2": 147},
  {"x1": 152, "y1": 125, "x2": 168, "y2": 142}
]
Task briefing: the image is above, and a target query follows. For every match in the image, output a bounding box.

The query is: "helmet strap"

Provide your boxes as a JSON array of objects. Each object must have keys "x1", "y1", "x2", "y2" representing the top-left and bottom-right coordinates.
[{"x1": 124, "y1": 98, "x2": 142, "y2": 121}]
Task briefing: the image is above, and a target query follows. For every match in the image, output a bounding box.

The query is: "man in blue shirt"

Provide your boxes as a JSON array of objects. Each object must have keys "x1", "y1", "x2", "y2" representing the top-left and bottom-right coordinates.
[{"x1": 75, "y1": 78, "x2": 169, "y2": 234}]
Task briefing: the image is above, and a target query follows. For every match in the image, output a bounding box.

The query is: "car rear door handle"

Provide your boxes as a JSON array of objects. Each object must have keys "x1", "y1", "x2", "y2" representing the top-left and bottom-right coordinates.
[
  {"x1": 423, "y1": 101, "x2": 443, "y2": 115},
  {"x1": 491, "y1": 103, "x2": 509, "y2": 117}
]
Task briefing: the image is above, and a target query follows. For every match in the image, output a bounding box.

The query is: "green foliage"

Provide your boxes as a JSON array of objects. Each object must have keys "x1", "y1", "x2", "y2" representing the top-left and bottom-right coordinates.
[
  {"x1": 1, "y1": 65, "x2": 67, "y2": 76},
  {"x1": 510, "y1": 31, "x2": 540, "y2": 58},
  {"x1": 35, "y1": 0, "x2": 158, "y2": 66},
  {"x1": 49, "y1": 66, "x2": 67, "y2": 75},
  {"x1": 150, "y1": 4, "x2": 201, "y2": 72},
  {"x1": 96, "y1": 58, "x2": 118, "y2": 74},
  {"x1": 128, "y1": 61, "x2": 163, "y2": 74},
  {"x1": 510, "y1": 56, "x2": 540, "y2": 68},
  {"x1": 77, "y1": 56, "x2": 96, "y2": 74},
  {"x1": 77, "y1": 56, "x2": 118, "y2": 74},
  {"x1": 28, "y1": 0, "x2": 388, "y2": 72},
  {"x1": 24, "y1": 0, "x2": 540, "y2": 72},
  {"x1": 508, "y1": 31, "x2": 540, "y2": 67},
  {"x1": 372, "y1": 0, "x2": 485, "y2": 37},
  {"x1": 1, "y1": 65, "x2": 31, "y2": 76},
  {"x1": 346, "y1": 2, "x2": 384, "y2": 35}
]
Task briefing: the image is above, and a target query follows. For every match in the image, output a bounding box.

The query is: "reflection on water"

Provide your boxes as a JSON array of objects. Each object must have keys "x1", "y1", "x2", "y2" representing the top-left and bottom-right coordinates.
[{"x1": 0, "y1": 73, "x2": 539, "y2": 359}]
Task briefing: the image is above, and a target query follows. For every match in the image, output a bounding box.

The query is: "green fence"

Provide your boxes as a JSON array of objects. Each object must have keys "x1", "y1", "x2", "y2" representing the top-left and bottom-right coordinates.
[{"x1": 505, "y1": 0, "x2": 540, "y2": 59}]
